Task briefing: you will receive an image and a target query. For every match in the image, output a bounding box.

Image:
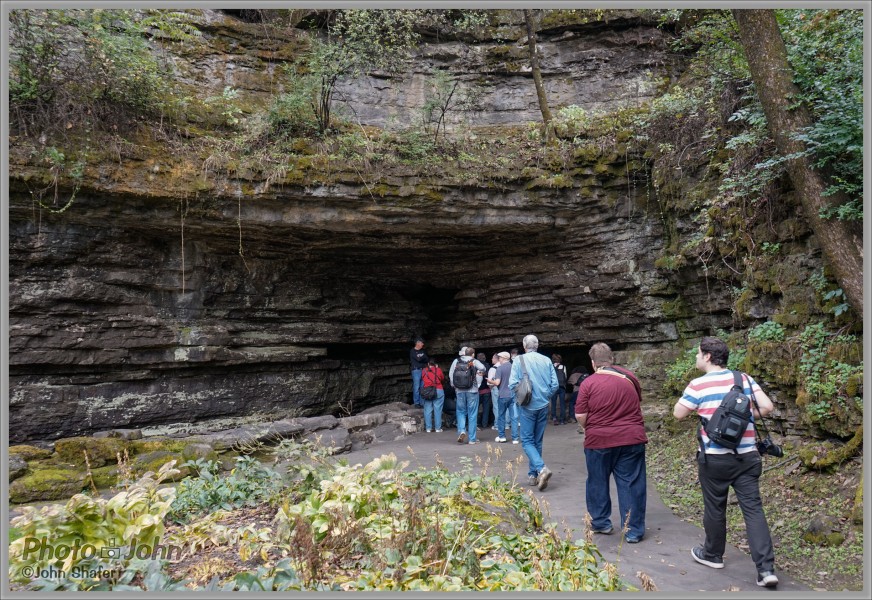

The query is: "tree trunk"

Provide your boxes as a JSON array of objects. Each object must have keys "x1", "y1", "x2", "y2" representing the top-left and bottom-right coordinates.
[
  {"x1": 523, "y1": 9, "x2": 552, "y2": 129},
  {"x1": 732, "y1": 9, "x2": 863, "y2": 312}
]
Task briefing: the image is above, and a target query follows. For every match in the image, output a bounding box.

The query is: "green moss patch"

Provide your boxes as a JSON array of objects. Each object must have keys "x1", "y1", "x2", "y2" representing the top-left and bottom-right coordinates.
[
  {"x1": 131, "y1": 450, "x2": 190, "y2": 479},
  {"x1": 9, "y1": 468, "x2": 88, "y2": 504},
  {"x1": 54, "y1": 436, "x2": 128, "y2": 467},
  {"x1": 8, "y1": 445, "x2": 52, "y2": 461}
]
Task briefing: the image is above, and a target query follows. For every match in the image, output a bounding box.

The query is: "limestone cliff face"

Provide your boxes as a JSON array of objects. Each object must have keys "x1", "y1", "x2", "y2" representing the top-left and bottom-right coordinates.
[{"x1": 8, "y1": 10, "x2": 746, "y2": 442}]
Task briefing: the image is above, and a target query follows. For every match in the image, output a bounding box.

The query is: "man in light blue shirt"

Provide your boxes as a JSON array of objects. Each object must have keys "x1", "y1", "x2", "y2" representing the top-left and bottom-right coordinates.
[{"x1": 509, "y1": 334, "x2": 559, "y2": 490}]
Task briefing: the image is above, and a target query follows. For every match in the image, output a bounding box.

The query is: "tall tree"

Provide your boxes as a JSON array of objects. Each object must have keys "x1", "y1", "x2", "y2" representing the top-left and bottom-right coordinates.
[
  {"x1": 732, "y1": 9, "x2": 863, "y2": 312},
  {"x1": 523, "y1": 10, "x2": 552, "y2": 132}
]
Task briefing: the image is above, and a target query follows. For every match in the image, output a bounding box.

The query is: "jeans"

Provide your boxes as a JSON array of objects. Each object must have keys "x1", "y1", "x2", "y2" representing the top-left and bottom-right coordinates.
[
  {"x1": 519, "y1": 404, "x2": 548, "y2": 477},
  {"x1": 478, "y1": 391, "x2": 492, "y2": 428},
  {"x1": 455, "y1": 390, "x2": 480, "y2": 442},
  {"x1": 697, "y1": 452, "x2": 775, "y2": 572},
  {"x1": 584, "y1": 443, "x2": 647, "y2": 540},
  {"x1": 568, "y1": 390, "x2": 579, "y2": 421},
  {"x1": 496, "y1": 396, "x2": 519, "y2": 441},
  {"x1": 491, "y1": 389, "x2": 499, "y2": 422},
  {"x1": 411, "y1": 368, "x2": 423, "y2": 406},
  {"x1": 550, "y1": 388, "x2": 566, "y2": 422},
  {"x1": 423, "y1": 389, "x2": 445, "y2": 431}
]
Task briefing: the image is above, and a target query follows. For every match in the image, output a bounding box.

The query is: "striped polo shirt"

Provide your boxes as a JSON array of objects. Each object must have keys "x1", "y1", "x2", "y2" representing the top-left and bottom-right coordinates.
[{"x1": 678, "y1": 369, "x2": 763, "y2": 454}]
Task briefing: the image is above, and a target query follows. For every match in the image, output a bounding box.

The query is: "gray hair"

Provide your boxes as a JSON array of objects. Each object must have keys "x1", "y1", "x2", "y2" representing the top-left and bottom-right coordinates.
[{"x1": 522, "y1": 334, "x2": 539, "y2": 351}]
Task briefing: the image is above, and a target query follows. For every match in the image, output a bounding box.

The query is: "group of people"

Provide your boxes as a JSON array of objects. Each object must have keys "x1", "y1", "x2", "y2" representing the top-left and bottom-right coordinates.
[
  {"x1": 409, "y1": 334, "x2": 780, "y2": 588},
  {"x1": 409, "y1": 336, "x2": 556, "y2": 489}
]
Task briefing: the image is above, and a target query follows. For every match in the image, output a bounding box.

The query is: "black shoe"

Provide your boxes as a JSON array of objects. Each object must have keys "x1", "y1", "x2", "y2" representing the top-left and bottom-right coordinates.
[
  {"x1": 691, "y1": 546, "x2": 724, "y2": 569},
  {"x1": 625, "y1": 535, "x2": 643, "y2": 544},
  {"x1": 756, "y1": 571, "x2": 778, "y2": 587}
]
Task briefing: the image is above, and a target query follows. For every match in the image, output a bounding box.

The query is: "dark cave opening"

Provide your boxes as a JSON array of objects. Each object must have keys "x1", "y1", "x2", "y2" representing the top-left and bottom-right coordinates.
[{"x1": 414, "y1": 283, "x2": 464, "y2": 332}]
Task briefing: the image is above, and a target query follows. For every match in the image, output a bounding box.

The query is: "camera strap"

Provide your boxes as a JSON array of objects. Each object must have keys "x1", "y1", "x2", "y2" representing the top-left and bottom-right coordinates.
[{"x1": 747, "y1": 385, "x2": 772, "y2": 443}]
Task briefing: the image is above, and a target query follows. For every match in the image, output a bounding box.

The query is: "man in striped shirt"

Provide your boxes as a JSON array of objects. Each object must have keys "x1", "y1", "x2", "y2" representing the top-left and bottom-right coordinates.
[{"x1": 673, "y1": 336, "x2": 779, "y2": 588}]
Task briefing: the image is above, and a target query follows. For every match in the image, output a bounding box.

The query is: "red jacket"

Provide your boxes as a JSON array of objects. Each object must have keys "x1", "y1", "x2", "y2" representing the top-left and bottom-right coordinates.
[{"x1": 422, "y1": 366, "x2": 444, "y2": 389}]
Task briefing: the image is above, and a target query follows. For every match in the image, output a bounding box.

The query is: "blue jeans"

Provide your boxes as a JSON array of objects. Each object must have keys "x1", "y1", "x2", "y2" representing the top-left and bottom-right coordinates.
[
  {"x1": 491, "y1": 389, "x2": 499, "y2": 422},
  {"x1": 519, "y1": 404, "x2": 549, "y2": 477},
  {"x1": 478, "y1": 392, "x2": 492, "y2": 428},
  {"x1": 411, "y1": 369, "x2": 423, "y2": 406},
  {"x1": 455, "y1": 390, "x2": 479, "y2": 442},
  {"x1": 496, "y1": 396, "x2": 519, "y2": 441},
  {"x1": 584, "y1": 443, "x2": 647, "y2": 540},
  {"x1": 423, "y1": 389, "x2": 445, "y2": 431},
  {"x1": 550, "y1": 388, "x2": 566, "y2": 422}
]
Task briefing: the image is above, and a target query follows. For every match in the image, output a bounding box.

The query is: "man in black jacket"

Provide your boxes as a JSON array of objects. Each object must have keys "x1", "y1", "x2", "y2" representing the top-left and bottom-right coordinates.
[{"x1": 409, "y1": 338, "x2": 429, "y2": 406}]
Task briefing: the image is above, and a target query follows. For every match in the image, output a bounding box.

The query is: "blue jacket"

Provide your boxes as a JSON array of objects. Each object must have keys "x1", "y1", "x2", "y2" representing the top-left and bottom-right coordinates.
[{"x1": 509, "y1": 351, "x2": 558, "y2": 411}]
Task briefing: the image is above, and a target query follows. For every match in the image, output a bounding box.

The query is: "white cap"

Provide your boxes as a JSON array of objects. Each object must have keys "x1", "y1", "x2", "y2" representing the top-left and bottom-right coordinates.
[{"x1": 459, "y1": 346, "x2": 467, "y2": 356}]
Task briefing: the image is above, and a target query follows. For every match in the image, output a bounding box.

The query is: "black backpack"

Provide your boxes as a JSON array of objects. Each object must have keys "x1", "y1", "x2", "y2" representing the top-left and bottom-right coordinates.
[
  {"x1": 701, "y1": 371, "x2": 753, "y2": 451},
  {"x1": 452, "y1": 359, "x2": 475, "y2": 389},
  {"x1": 555, "y1": 364, "x2": 567, "y2": 388}
]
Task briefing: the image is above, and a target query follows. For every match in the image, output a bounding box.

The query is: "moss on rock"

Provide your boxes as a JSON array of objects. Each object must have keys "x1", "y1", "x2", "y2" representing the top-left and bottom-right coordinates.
[
  {"x1": 851, "y1": 473, "x2": 863, "y2": 525},
  {"x1": 8, "y1": 445, "x2": 52, "y2": 461},
  {"x1": 799, "y1": 427, "x2": 863, "y2": 471},
  {"x1": 131, "y1": 450, "x2": 190, "y2": 479},
  {"x1": 88, "y1": 464, "x2": 121, "y2": 489},
  {"x1": 9, "y1": 468, "x2": 88, "y2": 504},
  {"x1": 129, "y1": 438, "x2": 191, "y2": 455},
  {"x1": 54, "y1": 436, "x2": 128, "y2": 467}
]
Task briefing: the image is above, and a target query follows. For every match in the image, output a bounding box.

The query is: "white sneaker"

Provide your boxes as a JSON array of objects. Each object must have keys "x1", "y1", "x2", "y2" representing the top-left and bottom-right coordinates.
[
  {"x1": 512, "y1": 440, "x2": 519, "y2": 444},
  {"x1": 435, "y1": 429, "x2": 443, "y2": 433},
  {"x1": 495, "y1": 436, "x2": 506, "y2": 443},
  {"x1": 426, "y1": 429, "x2": 433, "y2": 433}
]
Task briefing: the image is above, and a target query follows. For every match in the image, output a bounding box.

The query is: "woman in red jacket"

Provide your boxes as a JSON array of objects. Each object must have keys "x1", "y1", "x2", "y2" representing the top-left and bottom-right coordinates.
[{"x1": 421, "y1": 358, "x2": 446, "y2": 432}]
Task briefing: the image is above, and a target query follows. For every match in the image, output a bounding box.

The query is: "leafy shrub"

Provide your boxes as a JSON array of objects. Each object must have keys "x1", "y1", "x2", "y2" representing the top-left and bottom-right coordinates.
[
  {"x1": 272, "y1": 453, "x2": 620, "y2": 590},
  {"x1": 748, "y1": 321, "x2": 786, "y2": 342},
  {"x1": 663, "y1": 347, "x2": 697, "y2": 398},
  {"x1": 797, "y1": 322, "x2": 863, "y2": 427},
  {"x1": 167, "y1": 456, "x2": 283, "y2": 524},
  {"x1": 553, "y1": 105, "x2": 595, "y2": 138},
  {"x1": 204, "y1": 86, "x2": 244, "y2": 128},
  {"x1": 8, "y1": 462, "x2": 179, "y2": 588},
  {"x1": 267, "y1": 76, "x2": 319, "y2": 137},
  {"x1": 9, "y1": 9, "x2": 198, "y2": 133},
  {"x1": 780, "y1": 9, "x2": 863, "y2": 221},
  {"x1": 391, "y1": 129, "x2": 436, "y2": 163}
]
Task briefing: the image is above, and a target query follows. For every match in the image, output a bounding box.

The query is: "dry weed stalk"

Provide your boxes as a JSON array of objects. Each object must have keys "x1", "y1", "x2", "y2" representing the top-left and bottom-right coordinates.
[
  {"x1": 83, "y1": 450, "x2": 99, "y2": 495},
  {"x1": 583, "y1": 513, "x2": 594, "y2": 545},
  {"x1": 116, "y1": 448, "x2": 133, "y2": 489},
  {"x1": 637, "y1": 570, "x2": 658, "y2": 591}
]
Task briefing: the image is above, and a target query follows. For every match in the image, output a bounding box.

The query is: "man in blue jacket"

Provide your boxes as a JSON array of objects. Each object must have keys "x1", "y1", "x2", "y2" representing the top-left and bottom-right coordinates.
[{"x1": 509, "y1": 334, "x2": 559, "y2": 491}]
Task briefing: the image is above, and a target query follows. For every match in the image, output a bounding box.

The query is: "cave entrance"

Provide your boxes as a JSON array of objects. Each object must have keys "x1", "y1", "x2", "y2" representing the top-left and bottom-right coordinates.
[
  {"x1": 469, "y1": 344, "x2": 593, "y2": 375},
  {"x1": 551, "y1": 345, "x2": 594, "y2": 376}
]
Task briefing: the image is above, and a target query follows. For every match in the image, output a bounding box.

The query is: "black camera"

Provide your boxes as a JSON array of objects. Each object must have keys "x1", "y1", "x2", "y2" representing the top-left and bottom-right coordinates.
[{"x1": 756, "y1": 437, "x2": 784, "y2": 458}]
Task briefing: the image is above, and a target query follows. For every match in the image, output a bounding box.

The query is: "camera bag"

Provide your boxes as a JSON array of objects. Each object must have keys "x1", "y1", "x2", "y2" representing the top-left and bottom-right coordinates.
[{"x1": 701, "y1": 371, "x2": 753, "y2": 451}]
